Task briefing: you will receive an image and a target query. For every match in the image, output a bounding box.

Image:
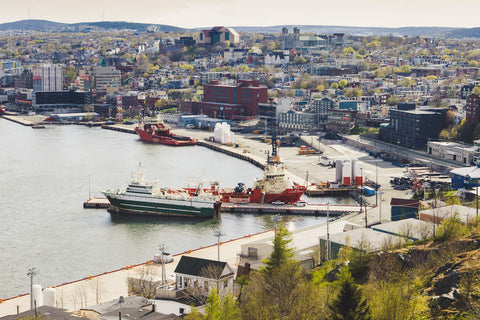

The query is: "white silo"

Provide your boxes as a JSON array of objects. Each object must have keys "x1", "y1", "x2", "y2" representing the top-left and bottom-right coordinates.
[
  {"x1": 335, "y1": 160, "x2": 343, "y2": 182},
  {"x1": 342, "y1": 161, "x2": 352, "y2": 186},
  {"x1": 32, "y1": 284, "x2": 43, "y2": 307},
  {"x1": 43, "y1": 287, "x2": 56, "y2": 307}
]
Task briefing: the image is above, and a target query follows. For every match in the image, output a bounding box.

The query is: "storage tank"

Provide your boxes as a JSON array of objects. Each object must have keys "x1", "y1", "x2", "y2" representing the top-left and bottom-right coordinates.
[
  {"x1": 354, "y1": 162, "x2": 363, "y2": 185},
  {"x1": 43, "y1": 287, "x2": 56, "y2": 307},
  {"x1": 32, "y1": 284, "x2": 43, "y2": 307},
  {"x1": 335, "y1": 160, "x2": 343, "y2": 182},
  {"x1": 342, "y1": 161, "x2": 351, "y2": 186},
  {"x1": 351, "y1": 159, "x2": 357, "y2": 181}
]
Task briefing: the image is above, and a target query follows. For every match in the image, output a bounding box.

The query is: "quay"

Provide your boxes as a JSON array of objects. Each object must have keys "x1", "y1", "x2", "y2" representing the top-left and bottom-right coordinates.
[
  {"x1": 82, "y1": 197, "x2": 365, "y2": 216},
  {"x1": 101, "y1": 123, "x2": 136, "y2": 134},
  {"x1": 222, "y1": 203, "x2": 363, "y2": 216}
]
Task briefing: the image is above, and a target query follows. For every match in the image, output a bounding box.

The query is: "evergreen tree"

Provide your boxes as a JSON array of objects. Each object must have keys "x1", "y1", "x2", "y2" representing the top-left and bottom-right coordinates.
[
  {"x1": 261, "y1": 224, "x2": 295, "y2": 277},
  {"x1": 329, "y1": 268, "x2": 371, "y2": 320}
]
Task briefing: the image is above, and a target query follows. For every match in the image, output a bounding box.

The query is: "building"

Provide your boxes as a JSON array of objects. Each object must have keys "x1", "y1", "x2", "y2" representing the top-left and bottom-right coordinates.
[
  {"x1": 174, "y1": 256, "x2": 235, "y2": 297},
  {"x1": 197, "y1": 26, "x2": 239, "y2": 46},
  {"x1": 390, "y1": 198, "x2": 420, "y2": 221},
  {"x1": 13, "y1": 68, "x2": 33, "y2": 89},
  {"x1": 264, "y1": 51, "x2": 289, "y2": 65},
  {"x1": 33, "y1": 91, "x2": 92, "y2": 114},
  {"x1": 379, "y1": 108, "x2": 446, "y2": 149},
  {"x1": 224, "y1": 48, "x2": 249, "y2": 62},
  {"x1": 278, "y1": 109, "x2": 318, "y2": 131},
  {"x1": 326, "y1": 109, "x2": 357, "y2": 133},
  {"x1": 280, "y1": 27, "x2": 300, "y2": 50},
  {"x1": 450, "y1": 164, "x2": 480, "y2": 189},
  {"x1": 94, "y1": 66, "x2": 121, "y2": 95},
  {"x1": 427, "y1": 141, "x2": 475, "y2": 165},
  {"x1": 338, "y1": 100, "x2": 358, "y2": 111},
  {"x1": 33, "y1": 64, "x2": 63, "y2": 92},
  {"x1": 174, "y1": 36, "x2": 195, "y2": 47},
  {"x1": 465, "y1": 93, "x2": 480, "y2": 124},
  {"x1": 182, "y1": 80, "x2": 268, "y2": 120}
]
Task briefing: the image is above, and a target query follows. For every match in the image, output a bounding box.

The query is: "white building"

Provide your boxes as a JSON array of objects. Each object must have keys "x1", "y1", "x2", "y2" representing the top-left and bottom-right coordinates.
[
  {"x1": 33, "y1": 64, "x2": 63, "y2": 92},
  {"x1": 94, "y1": 66, "x2": 121, "y2": 95},
  {"x1": 427, "y1": 141, "x2": 475, "y2": 165}
]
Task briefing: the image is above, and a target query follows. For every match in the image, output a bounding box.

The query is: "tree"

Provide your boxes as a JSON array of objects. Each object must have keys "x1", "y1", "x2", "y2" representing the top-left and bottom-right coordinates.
[
  {"x1": 339, "y1": 79, "x2": 348, "y2": 89},
  {"x1": 329, "y1": 267, "x2": 371, "y2": 320},
  {"x1": 261, "y1": 224, "x2": 295, "y2": 276},
  {"x1": 472, "y1": 86, "x2": 480, "y2": 95},
  {"x1": 331, "y1": 82, "x2": 339, "y2": 89}
]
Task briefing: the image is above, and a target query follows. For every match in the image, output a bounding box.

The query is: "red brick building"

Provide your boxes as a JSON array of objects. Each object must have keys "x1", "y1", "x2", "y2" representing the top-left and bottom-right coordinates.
[
  {"x1": 182, "y1": 80, "x2": 268, "y2": 120},
  {"x1": 465, "y1": 93, "x2": 480, "y2": 124}
]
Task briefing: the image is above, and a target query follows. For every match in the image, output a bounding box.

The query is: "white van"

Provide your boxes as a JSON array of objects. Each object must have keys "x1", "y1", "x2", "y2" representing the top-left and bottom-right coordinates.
[{"x1": 295, "y1": 201, "x2": 307, "y2": 207}]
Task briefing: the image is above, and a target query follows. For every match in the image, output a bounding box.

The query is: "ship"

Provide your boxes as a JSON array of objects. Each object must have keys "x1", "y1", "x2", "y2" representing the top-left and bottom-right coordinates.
[
  {"x1": 135, "y1": 116, "x2": 196, "y2": 146},
  {"x1": 184, "y1": 132, "x2": 306, "y2": 205},
  {"x1": 102, "y1": 164, "x2": 221, "y2": 218}
]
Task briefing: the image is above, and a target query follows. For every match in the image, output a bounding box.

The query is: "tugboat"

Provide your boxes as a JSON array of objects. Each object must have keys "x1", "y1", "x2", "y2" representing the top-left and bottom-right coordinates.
[
  {"x1": 102, "y1": 163, "x2": 221, "y2": 218},
  {"x1": 135, "y1": 116, "x2": 196, "y2": 146}
]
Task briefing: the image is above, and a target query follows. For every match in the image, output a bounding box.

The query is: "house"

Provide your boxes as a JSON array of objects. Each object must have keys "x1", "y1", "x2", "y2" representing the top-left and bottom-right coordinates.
[
  {"x1": 99, "y1": 306, "x2": 178, "y2": 320},
  {"x1": 174, "y1": 256, "x2": 235, "y2": 297},
  {"x1": 419, "y1": 205, "x2": 478, "y2": 225},
  {"x1": 0, "y1": 306, "x2": 85, "y2": 320}
]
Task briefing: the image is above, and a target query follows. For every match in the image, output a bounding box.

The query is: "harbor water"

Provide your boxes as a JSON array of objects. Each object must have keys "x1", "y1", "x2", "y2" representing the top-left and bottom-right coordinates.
[{"x1": 0, "y1": 119, "x2": 338, "y2": 298}]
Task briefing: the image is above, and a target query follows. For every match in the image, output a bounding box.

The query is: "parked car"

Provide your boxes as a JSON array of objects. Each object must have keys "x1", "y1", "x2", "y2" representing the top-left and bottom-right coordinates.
[
  {"x1": 272, "y1": 201, "x2": 285, "y2": 205},
  {"x1": 186, "y1": 124, "x2": 195, "y2": 129},
  {"x1": 295, "y1": 201, "x2": 307, "y2": 207}
]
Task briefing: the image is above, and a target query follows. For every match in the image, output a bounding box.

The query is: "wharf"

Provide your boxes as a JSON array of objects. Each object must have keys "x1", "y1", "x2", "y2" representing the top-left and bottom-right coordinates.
[
  {"x1": 81, "y1": 197, "x2": 361, "y2": 216},
  {"x1": 196, "y1": 140, "x2": 265, "y2": 169},
  {"x1": 0, "y1": 114, "x2": 45, "y2": 127},
  {"x1": 101, "y1": 123, "x2": 137, "y2": 134},
  {"x1": 222, "y1": 203, "x2": 363, "y2": 216}
]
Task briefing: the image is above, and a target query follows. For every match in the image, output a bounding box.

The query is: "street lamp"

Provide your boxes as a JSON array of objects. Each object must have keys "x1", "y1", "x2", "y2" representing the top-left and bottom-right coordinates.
[
  {"x1": 159, "y1": 244, "x2": 167, "y2": 285},
  {"x1": 272, "y1": 214, "x2": 280, "y2": 237},
  {"x1": 213, "y1": 230, "x2": 225, "y2": 261},
  {"x1": 378, "y1": 189, "x2": 384, "y2": 223},
  {"x1": 27, "y1": 267, "x2": 37, "y2": 310}
]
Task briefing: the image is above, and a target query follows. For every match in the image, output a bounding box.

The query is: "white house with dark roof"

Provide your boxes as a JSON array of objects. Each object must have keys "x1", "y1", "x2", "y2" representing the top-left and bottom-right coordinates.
[{"x1": 174, "y1": 256, "x2": 235, "y2": 296}]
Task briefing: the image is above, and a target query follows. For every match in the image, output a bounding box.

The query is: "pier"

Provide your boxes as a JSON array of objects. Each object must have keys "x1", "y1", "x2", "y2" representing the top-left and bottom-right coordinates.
[
  {"x1": 222, "y1": 203, "x2": 363, "y2": 216},
  {"x1": 101, "y1": 124, "x2": 137, "y2": 134}
]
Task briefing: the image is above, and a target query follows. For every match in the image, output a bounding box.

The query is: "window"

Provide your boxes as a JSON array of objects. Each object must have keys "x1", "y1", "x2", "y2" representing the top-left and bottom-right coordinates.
[
  {"x1": 200, "y1": 33, "x2": 203, "y2": 41},
  {"x1": 225, "y1": 32, "x2": 229, "y2": 41}
]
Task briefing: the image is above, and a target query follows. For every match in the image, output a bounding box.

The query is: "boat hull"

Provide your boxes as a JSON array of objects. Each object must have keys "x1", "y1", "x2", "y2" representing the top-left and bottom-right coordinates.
[
  {"x1": 103, "y1": 193, "x2": 220, "y2": 218},
  {"x1": 136, "y1": 128, "x2": 196, "y2": 146}
]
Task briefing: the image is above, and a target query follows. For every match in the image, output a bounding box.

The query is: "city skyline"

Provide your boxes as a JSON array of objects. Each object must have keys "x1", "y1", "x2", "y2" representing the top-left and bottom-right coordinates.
[{"x1": 1, "y1": 0, "x2": 480, "y2": 29}]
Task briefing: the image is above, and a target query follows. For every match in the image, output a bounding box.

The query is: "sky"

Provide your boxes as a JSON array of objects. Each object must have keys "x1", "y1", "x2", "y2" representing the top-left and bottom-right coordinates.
[{"x1": 1, "y1": 0, "x2": 479, "y2": 29}]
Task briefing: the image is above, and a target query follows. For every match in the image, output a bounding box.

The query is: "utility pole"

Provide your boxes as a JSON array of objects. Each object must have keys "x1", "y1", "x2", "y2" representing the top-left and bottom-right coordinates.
[
  {"x1": 378, "y1": 190, "x2": 384, "y2": 223},
  {"x1": 214, "y1": 230, "x2": 225, "y2": 261},
  {"x1": 326, "y1": 202, "x2": 330, "y2": 261},
  {"x1": 27, "y1": 267, "x2": 37, "y2": 310}
]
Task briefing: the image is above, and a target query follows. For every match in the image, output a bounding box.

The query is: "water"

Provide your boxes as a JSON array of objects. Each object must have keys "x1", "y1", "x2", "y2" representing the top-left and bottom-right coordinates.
[{"x1": 0, "y1": 119, "x2": 334, "y2": 298}]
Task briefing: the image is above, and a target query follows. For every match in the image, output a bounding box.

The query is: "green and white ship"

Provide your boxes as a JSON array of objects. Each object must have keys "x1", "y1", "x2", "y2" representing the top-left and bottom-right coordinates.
[{"x1": 102, "y1": 164, "x2": 221, "y2": 218}]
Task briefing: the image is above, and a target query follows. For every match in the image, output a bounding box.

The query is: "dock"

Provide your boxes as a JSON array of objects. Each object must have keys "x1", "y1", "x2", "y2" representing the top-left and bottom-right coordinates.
[
  {"x1": 196, "y1": 140, "x2": 265, "y2": 169},
  {"x1": 222, "y1": 203, "x2": 364, "y2": 216},
  {"x1": 101, "y1": 124, "x2": 137, "y2": 134},
  {"x1": 83, "y1": 198, "x2": 110, "y2": 208},
  {"x1": 82, "y1": 198, "x2": 363, "y2": 216}
]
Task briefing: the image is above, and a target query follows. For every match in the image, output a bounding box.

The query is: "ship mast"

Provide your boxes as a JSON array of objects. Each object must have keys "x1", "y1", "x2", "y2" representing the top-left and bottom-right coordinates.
[{"x1": 268, "y1": 120, "x2": 279, "y2": 164}]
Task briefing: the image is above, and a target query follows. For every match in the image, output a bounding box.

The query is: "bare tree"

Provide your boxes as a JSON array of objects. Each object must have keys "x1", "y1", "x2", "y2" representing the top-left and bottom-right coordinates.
[{"x1": 127, "y1": 266, "x2": 161, "y2": 299}]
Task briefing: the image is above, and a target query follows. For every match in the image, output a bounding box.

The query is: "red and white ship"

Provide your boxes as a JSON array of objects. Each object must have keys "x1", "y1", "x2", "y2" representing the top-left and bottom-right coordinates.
[
  {"x1": 135, "y1": 116, "x2": 196, "y2": 146},
  {"x1": 184, "y1": 134, "x2": 306, "y2": 204}
]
